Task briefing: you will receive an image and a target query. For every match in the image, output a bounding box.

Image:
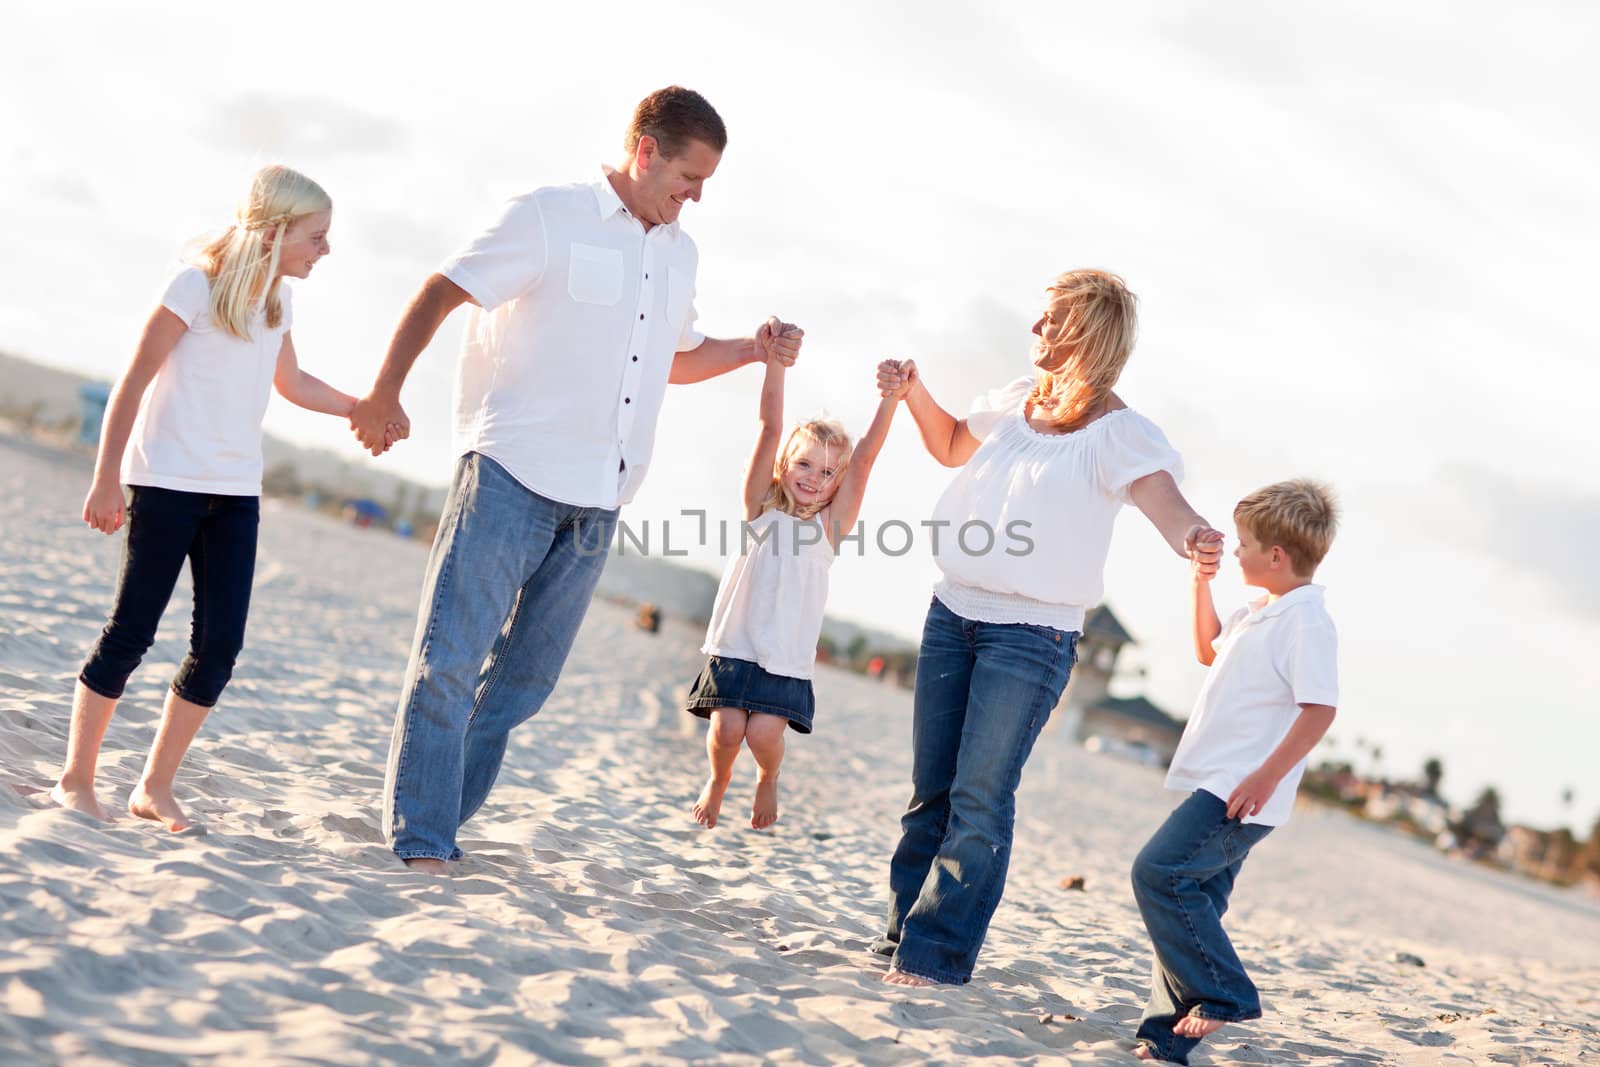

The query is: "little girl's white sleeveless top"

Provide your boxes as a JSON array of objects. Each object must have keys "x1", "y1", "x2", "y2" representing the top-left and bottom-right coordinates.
[{"x1": 701, "y1": 508, "x2": 834, "y2": 680}]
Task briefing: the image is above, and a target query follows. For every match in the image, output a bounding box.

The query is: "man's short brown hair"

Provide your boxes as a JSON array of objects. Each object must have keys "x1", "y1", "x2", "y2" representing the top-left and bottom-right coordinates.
[
  {"x1": 1234, "y1": 479, "x2": 1340, "y2": 576},
  {"x1": 625, "y1": 86, "x2": 727, "y2": 159}
]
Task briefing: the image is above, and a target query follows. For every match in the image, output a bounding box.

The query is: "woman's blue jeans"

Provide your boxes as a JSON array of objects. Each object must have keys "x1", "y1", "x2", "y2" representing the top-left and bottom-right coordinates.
[{"x1": 877, "y1": 596, "x2": 1078, "y2": 983}]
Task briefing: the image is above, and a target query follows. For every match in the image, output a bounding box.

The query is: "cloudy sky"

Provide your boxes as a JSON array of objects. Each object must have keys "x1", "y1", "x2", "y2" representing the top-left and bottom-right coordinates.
[{"x1": 4, "y1": 1, "x2": 1596, "y2": 832}]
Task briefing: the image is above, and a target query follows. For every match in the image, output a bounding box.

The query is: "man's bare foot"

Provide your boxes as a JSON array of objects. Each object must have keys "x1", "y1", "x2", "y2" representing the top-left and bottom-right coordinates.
[
  {"x1": 883, "y1": 969, "x2": 936, "y2": 987},
  {"x1": 750, "y1": 773, "x2": 779, "y2": 829},
  {"x1": 127, "y1": 782, "x2": 193, "y2": 831},
  {"x1": 1173, "y1": 1012, "x2": 1225, "y2": 1038},
  {"x1": 49, "y1": 781, "x2": 113, "y2": 821},
  {"x1": 402, "y1": 857, "x2": 448, "y2": 875},
  {"x1": 1133, "y1": 1044, "x2": 1158, "y2": 1060},
  {"x1": 693, "y1": 776, "x2": 731, "y2": 828}
]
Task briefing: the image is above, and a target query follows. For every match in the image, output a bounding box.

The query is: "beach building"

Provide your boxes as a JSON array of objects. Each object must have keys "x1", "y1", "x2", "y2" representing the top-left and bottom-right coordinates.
[{"x1": 1051, "y1": 605, "x2": 1186, "y2": 765}]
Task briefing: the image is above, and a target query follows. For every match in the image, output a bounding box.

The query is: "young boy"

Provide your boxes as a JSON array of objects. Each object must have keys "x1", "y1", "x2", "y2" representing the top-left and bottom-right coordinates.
[{"x1": 1131, "y1": 479, "x2": 1340, "y2": 1064}]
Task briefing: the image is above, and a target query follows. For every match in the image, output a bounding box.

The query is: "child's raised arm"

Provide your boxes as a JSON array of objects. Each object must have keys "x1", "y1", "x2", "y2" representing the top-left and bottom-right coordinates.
[
  {"x1": 273, "y1": 332, "x2": 359, "y2": 418},
  {"x1": 825, "y1": 393, "x2": 898, "y2": 548},
  {"x1": 83, "y1": 307, "x2": 188, "y2": 534},
  {"x1": 741, "y1": 350, "x2": 787, "y2": 521},
  {"x1": 1189, "y1": 530, "x2": 1224, "y2": 665}
]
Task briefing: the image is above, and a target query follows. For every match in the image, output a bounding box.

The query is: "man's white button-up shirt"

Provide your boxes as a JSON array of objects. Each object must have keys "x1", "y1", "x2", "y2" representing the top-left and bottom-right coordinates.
[{"x1": 440, "y1": 167, "x2": 705, "y2": 508}]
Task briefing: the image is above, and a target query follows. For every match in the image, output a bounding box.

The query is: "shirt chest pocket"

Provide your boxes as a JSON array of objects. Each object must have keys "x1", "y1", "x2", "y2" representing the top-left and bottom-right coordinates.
[{"x1": 567, "y1": 243, "x2": 624, "y2": 306}]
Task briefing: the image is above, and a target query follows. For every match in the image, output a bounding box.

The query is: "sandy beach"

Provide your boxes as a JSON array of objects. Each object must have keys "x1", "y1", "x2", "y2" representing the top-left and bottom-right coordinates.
[{"x1": 2, "y1": 430, "x2": 1597, "y2": 1066}]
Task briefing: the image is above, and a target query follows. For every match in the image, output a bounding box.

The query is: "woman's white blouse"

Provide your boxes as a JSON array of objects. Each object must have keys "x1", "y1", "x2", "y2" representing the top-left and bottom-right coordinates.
[{"x1": 930, "y1": 376, "x2": 1183, "y2": 632}]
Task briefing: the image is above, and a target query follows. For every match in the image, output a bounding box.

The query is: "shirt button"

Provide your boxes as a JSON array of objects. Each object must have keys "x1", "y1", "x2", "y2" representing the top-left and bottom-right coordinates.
[
  {"x1": 645, "y1": 273, "x2": 649, "y2": 279},
  {"x1": 639, "y1": 313, "x2": 645, "y2": 320},
  {"x1": 632, "y1": 355, "x2": 638, "y2": 362},
  {"x1": 624, "y1": 397, "x2": 631, "y2": 404}
]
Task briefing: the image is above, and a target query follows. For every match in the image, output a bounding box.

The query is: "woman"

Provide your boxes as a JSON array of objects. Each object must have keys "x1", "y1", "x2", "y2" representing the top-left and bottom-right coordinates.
[{"x1": 872, "y1": 269, "x2": 1223, "y2": 986}]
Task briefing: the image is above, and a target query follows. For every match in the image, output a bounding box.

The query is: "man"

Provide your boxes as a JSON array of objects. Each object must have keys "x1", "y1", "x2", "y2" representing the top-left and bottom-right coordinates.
[{"x1": 350, "y1": 86, "x2": 802, "y2": 873}]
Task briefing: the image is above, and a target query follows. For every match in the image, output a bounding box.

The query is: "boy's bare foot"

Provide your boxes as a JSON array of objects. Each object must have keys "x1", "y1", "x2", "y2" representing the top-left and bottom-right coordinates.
[
  {"x1": 693, "y1": 776, "x2": 731, "y2": 828},
  {"x1": 1132, "y1": 1044, "x2": 1158, "y2": 1060},
  {"x1": 402, "y1": 857, "x2": 448, "y2": 875},
  {"x1": 750, "y1": 772, "x2": 779, "y2": 829},
  {"x1": 883, "y1": 969, "x2": 935, "y2": 987},
  {"x1": 128, "y1": 782, "x2": 193, "y2": 831},
  {"x1": 1173, "y1": 1012, "x2": 1225, "y2": 1038},
  {"x1": 49, "y1": 781, "x2": 113, "y2": 821}
]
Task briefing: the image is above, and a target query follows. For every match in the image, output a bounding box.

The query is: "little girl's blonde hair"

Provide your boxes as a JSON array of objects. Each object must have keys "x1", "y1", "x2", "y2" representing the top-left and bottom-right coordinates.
[
  {"x1": 196, "y1": 165, "x2": 331, "y2": 341},
  {"x1": 759, "y1": 418, "x2": 853, "y2": 520},
  {"x1": 1029, "y1": 269, "x2": 1138, "y2": 431}
]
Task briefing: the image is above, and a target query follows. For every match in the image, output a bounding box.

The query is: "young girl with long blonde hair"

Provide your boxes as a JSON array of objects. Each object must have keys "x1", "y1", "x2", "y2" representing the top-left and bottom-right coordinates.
[
  {"x1": 686, "y1": 328, "x2": 898, "y2": 830},
  {"x1": 50, "y1": 165, "x2": 385, "y2": 831}
]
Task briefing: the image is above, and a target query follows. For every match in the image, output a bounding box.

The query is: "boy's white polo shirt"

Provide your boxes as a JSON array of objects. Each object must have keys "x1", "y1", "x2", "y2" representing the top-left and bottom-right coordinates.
[
  {"x1": 440, "y1": 168, "x2": 706, "y2": 509},
  {"x1": 1165, "y1": 584, "x2": 1339, "y2": 826}
]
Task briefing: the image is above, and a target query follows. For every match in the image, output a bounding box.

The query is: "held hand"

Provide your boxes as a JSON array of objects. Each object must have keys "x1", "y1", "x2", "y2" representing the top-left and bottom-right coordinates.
[
  {"x1": 759, "y1": 315, "x2": 803, "y2": 367},
  {"x1": 1185, "y1": 524, "x2": 1224, "y2": 581},
  {"x1": 877, "y1": 358, "x2": 918, "y2": 400},
  {"x1": 350, "y1": 390, "x2": 409, "y2": 457},
  {"x1": 83, "y1": 478, "x2": 126, "y2": 535},
  {"x1": 1226, "y1": 766, "x2": 1282, "y2": 820}
]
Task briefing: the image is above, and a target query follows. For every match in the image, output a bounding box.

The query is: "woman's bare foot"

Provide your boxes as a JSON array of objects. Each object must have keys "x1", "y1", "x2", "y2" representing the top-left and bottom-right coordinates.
[
  {"x1": 402, "y1": 857, "x2": 449, "y2": 875},
  {"x1": 127, "y1": 781, "x2": 193, "y2": 831},
  {"x1": 49, "y1": 780, "x2": 113, "y2": 821},
  {"x1": 1173, "y1": 1012, "x2": 1225, "y2": 1038},
  {"x1": 1132, "y1": 1044, "x2": 1158, "y2": 1060},
  {"x1": 750, "y1": 772, "x2": 779, "y2": 829},
  {"x1": 883, "y1": 969, "x2": 936, "y2": 987},
  {"x1": 693, "y1": 776, "x2": 731, "y2": 828}
]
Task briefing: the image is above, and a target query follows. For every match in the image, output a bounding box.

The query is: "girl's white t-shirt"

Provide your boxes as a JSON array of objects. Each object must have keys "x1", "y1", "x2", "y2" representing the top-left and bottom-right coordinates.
[
  {"x1": 701, "y1": 508, "x2": 835, "y2": 680},
  {"x1": 123, "y1": 266, "x2": 290, "y2": 496},
  {"x1": 931, "y1": 376, "x2": 1183, "y2": 632}
]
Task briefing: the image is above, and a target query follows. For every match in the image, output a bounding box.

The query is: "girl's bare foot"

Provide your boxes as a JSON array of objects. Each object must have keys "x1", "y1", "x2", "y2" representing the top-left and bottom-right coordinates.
[
  {"x1": 693, "y1": 776, "x2": 731, "y2": 827},
  {"x1": 402, "y1": 857, "x2": 448, "y2": 875},
  {"x1": 49, "y1": 780, "x2": 113, "y2": 821},
  {"x1": 750, "y1": 772, "x2": 779, "y2": 829},
  {"x1": 1173, "y1": 1012, "x2": 1225, "y2": 1038},
  {"x1": 127, "y1": 781, "x2": 193, "y2": 831},
  {"x1": 883, "y1": 969, "x2": 936, "y2": 987},
  {"x1": 1133, "y1": 1044, "x2": 1158, "y2": 1060}
]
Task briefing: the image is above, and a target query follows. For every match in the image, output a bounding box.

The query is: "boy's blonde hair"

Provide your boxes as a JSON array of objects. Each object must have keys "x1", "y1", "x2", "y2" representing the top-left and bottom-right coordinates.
[
  {"x1": 760, "y1": 418, "x2": 853, "y2": 520},
  {"x1": 197, "y1": 165, "x2": 331, "y2": 341},
  {"x1": 1234, "y1": 479, "x2": 1340, "y2": 576},
  {"x1": 1029, "y1": 269, "x2": 1138, "y2": 431}
]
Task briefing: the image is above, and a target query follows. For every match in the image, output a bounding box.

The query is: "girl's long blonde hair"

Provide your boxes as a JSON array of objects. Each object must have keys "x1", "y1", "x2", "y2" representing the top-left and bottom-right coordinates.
[
  {"x1": 196, "y1": 165, "x2": 331, "y2": 341},
  {"x1": 759, "y1": 418, "x2": 853, "y2": 520},
  {"x1": 1028, "y1": 269, "x2": 1138, "y2": 431}
]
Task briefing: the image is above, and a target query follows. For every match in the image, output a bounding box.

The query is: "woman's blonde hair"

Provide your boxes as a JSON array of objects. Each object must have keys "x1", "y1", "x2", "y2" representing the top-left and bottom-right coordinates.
[
  {"x1": 1028, "y1": 269, "x2": 1138, "y2": 431},
  {"x1": 759, "y1": 418, "x2": 853, "y2": 520},
  {"x1": 196, "y1": 165, "x2": 331, "y2": 341}
]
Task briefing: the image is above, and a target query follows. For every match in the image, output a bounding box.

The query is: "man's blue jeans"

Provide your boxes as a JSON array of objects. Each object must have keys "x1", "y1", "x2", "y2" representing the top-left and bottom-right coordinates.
[
  {"x1": 877, "y1": 597, "x2": 1078, "y2": 983},
  {"x1": 382, "y1": 453, "x2": 618, "y2": 862},
  {"x1": 1131, "y1": 790, "x2": 1274, "y2": 1064}
]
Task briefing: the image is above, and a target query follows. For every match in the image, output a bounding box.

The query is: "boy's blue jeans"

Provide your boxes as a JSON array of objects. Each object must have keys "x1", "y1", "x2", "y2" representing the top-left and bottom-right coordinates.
[
  {"x1": 1131, "y1": 790, "x2": 1274, "y2": 1064},
  {"x1": 382, "y1": 452, "x2": 618, "y2": 862},
  {"x1": 876, "y1": 597, "x2": 1077, "y2": 983}
]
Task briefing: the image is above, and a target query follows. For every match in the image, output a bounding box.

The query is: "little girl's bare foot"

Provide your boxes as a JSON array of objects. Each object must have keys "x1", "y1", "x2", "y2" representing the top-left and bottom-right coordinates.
[
  {"x1": 693, "y1": 776, "x2": 731, "y2": 828},
  {"x1": 750, "y1": 773, "x2": 779, "y2": 829},
  {"x1": 1172, "y1": 1012, "x2": 1225, "y2": 1039},
  {"x1": 49, "y1": 781, "x2": 113, "y2": 821},
  {"x1": 402, "y1": 857, "x2": 448, "y2": 875},
  {"x1": 1132, "y1": 1044, "x2": 1158, "y2": 1060},
  {"x1": 883, "y1": 969, "x2": 936, "y2": 987},
  {"x1": 128, "y1": 782, "x2": 193, "y2": 831}
]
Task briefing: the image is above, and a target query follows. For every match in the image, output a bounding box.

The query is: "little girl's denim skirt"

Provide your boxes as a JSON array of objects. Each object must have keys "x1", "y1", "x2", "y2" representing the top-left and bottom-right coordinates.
[{"x1": 686, "y1": 655, "x2": 815, "y2": 733}]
